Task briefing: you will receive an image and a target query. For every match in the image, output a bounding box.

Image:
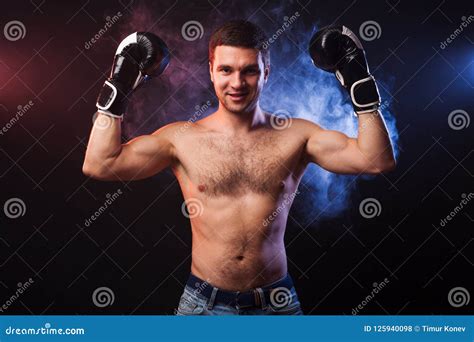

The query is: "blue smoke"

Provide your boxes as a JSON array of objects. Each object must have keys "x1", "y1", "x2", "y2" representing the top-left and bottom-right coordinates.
[{"x1": 117, "y1": 0, "x2": 399, "y2": 225}]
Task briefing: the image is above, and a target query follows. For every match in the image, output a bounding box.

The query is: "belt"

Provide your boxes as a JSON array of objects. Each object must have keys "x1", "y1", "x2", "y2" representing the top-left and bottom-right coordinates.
[{"x1": 185, "y1": 273, "x2": 294, "y2": 309}]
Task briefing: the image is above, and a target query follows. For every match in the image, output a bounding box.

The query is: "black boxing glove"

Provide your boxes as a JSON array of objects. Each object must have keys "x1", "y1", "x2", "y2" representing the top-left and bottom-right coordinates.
[
  {"x1": 96, "y1": 32, "x2": 170, "y2": 119},
  {"x1": 309, "y1": 25, "x2": 380, "y2": 115}
]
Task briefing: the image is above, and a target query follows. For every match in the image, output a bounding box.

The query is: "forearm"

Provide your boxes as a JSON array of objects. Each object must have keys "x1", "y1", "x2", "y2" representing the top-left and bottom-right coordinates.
[
  {"x1": 83, "y1": 113, "x2": 122, "y2": 172},
  {"x1": 356, "y1": 111, "x2": 395, "y2": 170}
]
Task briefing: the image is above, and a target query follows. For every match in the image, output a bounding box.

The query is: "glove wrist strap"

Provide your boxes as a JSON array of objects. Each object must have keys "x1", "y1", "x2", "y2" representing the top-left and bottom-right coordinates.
[{"x1": 96, "y1": 80, "x2": 130, "y2": 118}]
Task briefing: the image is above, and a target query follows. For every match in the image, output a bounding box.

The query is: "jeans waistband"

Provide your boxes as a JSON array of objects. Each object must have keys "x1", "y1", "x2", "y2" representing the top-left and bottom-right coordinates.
[{"x1": 185, "y1": 273, "x2": 294, "y2": 309}]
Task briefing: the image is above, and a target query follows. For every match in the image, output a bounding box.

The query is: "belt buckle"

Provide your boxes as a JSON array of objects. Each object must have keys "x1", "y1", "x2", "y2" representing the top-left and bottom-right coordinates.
[{"x1": 235, "y1": 291, "x2": 253, "y2": 309}]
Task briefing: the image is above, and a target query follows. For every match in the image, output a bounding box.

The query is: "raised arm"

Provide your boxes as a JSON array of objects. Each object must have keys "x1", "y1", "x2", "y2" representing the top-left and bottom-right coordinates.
[
  {"x1": 306, "y1": 25, "x2": 396, "y2": 174},
  {"x1": 82, "y1": 115, "x2": 179, "y2": 181},
  {"x1": 82, "y1": 31, "x2": 173, "y2": 181},
  {"x1": 304, "y1": 113, "x2": 396, "y2": 174}
]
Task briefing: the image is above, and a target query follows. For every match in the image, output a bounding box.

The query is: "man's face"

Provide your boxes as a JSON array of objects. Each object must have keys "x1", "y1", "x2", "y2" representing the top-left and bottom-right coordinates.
[{"x1": 209, "y1": 45, "x2": 269, "y2": 114}]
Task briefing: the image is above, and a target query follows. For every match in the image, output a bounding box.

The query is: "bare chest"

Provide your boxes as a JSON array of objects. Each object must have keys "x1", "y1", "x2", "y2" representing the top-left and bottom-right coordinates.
[{"x1": 176, "y1": 131, "x2": 305, "y2": 197}]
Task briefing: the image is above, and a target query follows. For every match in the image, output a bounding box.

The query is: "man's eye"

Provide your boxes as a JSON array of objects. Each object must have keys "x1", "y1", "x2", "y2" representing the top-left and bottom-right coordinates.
[
  {"x1": 221, "y1": 68, "x2": 231, "y2": 73},
  {"x1": 245, "y1": 69, "x2": 258, "y2": 75}
]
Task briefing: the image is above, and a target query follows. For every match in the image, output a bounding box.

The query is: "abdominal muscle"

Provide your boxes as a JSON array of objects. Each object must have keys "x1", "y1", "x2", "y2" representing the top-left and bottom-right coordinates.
[{"x1": 188, "y1": 193, "x2": 289, "y2": 292}]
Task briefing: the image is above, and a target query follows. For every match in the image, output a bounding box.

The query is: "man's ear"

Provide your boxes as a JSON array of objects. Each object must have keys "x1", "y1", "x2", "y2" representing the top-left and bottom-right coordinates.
[
  {"x1": 263, "y1": 66, "x2": 270, "y2": 84},
  {"x1": 209, "y1": 62, "x2": 214, "y2": 83}
]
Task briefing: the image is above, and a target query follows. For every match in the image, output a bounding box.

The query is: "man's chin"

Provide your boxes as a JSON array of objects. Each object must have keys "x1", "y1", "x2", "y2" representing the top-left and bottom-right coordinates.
[
  {"x1": 224, "y1": 104, "x2": 247, "y2": 114},
  {"x1": 222, "y1": 99, "x2": 254, "y2": 114}
]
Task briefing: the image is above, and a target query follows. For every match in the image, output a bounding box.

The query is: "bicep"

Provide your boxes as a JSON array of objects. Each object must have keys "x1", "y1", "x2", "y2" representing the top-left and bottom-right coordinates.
[
  {"x1": 306, "y1": 127, "x2": 369, "y2": 174},
  {"x1": 106, "y1": 127, "x2": 175, "y2": 181}
]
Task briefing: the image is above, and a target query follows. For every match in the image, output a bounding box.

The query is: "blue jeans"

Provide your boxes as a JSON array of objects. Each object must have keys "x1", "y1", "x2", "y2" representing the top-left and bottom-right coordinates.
[{"x1": 175, "y1": 273, "x2": 304, "y2": 315}]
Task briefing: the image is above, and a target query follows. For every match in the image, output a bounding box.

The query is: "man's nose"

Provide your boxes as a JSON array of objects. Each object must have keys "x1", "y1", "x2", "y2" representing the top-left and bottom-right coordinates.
[{"x1": 230, "y1": 72, "x2": 246, "y2": 89}]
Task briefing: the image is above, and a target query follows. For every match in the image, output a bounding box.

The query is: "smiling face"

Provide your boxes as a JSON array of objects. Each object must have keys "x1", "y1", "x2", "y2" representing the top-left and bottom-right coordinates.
[{"x1": 210, "y1": 45, "x2": 269, "y2": 114}]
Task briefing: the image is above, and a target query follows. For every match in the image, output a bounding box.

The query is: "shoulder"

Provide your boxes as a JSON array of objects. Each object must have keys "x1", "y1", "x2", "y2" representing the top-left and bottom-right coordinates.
[
  {"x1": 290, "y1": 117, "x2": 322, "y2": 130},
  {"x1": 267, "y1": 115, "x2": 323, "y2": 139},
  {"x1": 151, "y1": 121, "x2": 198, "y2": 139},
  {"x1": 264, "y1": 112, "x2": 321, "y2": 129}
]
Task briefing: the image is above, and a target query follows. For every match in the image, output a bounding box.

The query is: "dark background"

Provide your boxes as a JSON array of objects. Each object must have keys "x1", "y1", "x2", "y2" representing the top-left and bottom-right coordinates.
[{"x1": 0, "y1": 0, "x2": 472, "y2": 315}]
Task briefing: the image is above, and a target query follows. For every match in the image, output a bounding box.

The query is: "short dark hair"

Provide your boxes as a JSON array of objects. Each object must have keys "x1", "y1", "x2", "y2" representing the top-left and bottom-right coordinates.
[{"x1": 209, "y1": 20, "x2": 270, "y2": 67}]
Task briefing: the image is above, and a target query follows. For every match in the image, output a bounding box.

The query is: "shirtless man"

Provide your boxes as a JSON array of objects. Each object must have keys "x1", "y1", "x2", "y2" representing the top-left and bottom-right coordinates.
[{"x1": 83, "y1": 21, "x2": 396, "y2": 315}]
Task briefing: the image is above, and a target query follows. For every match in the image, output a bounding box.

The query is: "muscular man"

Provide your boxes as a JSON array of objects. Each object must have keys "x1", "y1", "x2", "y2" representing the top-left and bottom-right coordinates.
[{"x1": 83, "y1": 21, "x2": 396, "y2": 315}]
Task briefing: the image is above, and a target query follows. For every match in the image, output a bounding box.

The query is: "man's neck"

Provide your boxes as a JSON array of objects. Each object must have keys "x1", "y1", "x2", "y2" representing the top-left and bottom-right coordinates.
[{"x1": 213, "y1": 104, "x2": 267, "y2": 135}]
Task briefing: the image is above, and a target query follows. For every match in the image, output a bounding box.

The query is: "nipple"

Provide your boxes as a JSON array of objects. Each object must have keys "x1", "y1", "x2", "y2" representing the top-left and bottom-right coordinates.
[{"x1": 198, "y1": 184, "x2": 206, "y2": 192}]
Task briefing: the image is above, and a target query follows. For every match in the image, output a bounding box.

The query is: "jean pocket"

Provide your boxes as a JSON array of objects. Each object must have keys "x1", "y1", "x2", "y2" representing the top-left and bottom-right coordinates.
[
  {"x1": 268, "y1": 300, "x2": 303, "y2": 315},
  {"x1": 176, "y1": 292, "x2": 206, "y2": 315}
]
